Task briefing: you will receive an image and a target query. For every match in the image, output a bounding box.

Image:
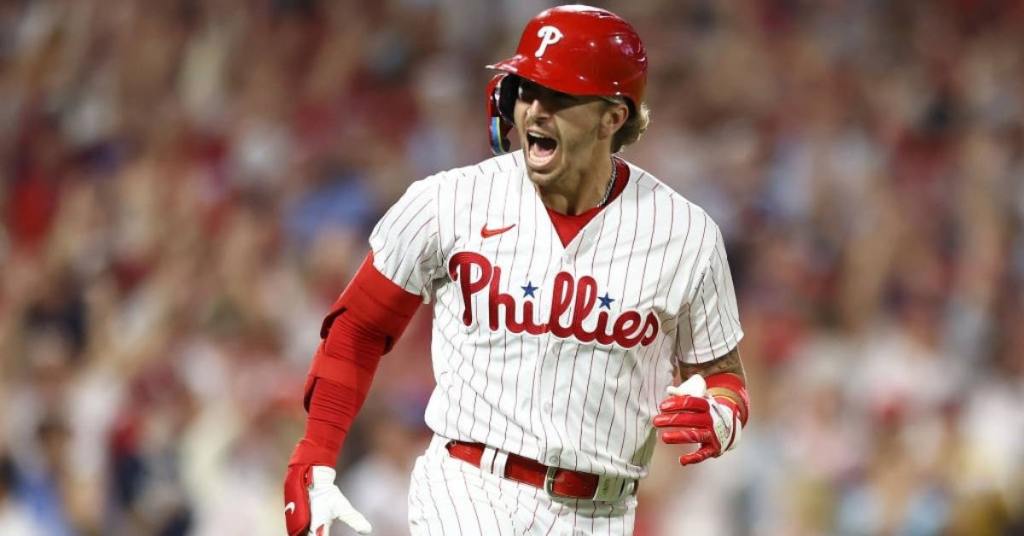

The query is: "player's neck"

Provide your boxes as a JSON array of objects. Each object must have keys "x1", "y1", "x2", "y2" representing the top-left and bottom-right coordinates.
[{"x1": 535, "y1": 155, "x2": 614, "y2": 216}]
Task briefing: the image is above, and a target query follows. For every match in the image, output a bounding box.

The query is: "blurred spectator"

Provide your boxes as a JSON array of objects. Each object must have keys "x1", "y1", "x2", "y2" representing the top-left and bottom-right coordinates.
[
  {"x1": 341, "y1": 399, "x2": 432, "y2": 536},
  {"x1": 0, "y1": 451, "x2": 45, "y2": 534}
]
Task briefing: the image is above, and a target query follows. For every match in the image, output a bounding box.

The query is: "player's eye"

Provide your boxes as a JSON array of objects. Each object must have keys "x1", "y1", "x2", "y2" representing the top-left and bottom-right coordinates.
[
  {"x1": 518, "y1": 81, "x2": 578, "y2": 107},
  {"x1": 517, "y1": 81, "x2": 541, "y2": 103}
]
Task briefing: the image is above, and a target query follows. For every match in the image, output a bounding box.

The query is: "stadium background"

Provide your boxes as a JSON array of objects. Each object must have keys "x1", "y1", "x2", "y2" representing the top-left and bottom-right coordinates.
[{"x1": 1, "y1": 0, "x2": 1023, "y2": 534}]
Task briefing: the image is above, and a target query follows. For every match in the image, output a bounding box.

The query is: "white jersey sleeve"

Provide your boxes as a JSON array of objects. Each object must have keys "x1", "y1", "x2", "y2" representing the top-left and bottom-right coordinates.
[
  {"x1": 676, "y1": 222, "x2": 744, "y2": 364},
  {"x1": 368, "y1": 176, "x2": 442, "y2": 302}
]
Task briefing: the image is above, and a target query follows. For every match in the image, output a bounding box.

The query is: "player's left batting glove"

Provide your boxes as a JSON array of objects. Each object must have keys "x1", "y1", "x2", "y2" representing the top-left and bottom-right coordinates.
[
  {"x1": 653, "y1": 374, "x2": 742, "y2": 465},
  {"x1": 283, "y1": 464, "x2": 372, "y2": 535}
]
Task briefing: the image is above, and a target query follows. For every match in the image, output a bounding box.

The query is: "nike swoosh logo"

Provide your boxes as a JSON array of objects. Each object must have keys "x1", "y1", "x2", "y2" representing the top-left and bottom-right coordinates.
[
  {"x1": 285, "y1": 502, "x2": 296, "y2": 515},
  {"x1": 481, "y1": 224, "x2": 516, "y2": 238}
]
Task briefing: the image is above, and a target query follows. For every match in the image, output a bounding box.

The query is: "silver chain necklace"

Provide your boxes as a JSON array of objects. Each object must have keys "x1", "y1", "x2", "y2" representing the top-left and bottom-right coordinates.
[{"x1": 599, "y1": 158, "x2": 617, "y2": 207}]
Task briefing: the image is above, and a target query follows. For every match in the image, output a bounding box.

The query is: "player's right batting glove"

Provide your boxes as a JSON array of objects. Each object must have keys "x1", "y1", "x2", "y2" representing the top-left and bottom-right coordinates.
[
  {"x1": 283, "y1": 464, "x2": 372, "y2": 535},
  {"x1": 653, "y1": 374, "x2": 742, "y2": 465}
]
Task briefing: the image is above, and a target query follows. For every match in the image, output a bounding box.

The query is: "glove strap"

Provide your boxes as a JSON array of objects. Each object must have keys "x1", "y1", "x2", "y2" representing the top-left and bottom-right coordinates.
[
  {"x1": 716, "y1": 401, "x2": 742, "y2": 451},
  {"x1": 706, "y1": 373, "x2": 750, "y2": 425}
]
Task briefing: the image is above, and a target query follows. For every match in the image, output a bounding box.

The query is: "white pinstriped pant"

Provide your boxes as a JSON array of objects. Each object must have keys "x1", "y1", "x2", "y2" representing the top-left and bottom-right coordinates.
[{"x1": 408, "y1": 435, "x2": 638, "y2": 536}]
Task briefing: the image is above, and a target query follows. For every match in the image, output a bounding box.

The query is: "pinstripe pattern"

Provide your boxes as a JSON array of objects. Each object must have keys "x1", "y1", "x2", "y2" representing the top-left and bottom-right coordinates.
[
  {"x1": 370, "y1": 152, "x2": 742, "y2": 532},
  {"x1": 408, "y1": 436, "x2": 636, "y2": 535}
]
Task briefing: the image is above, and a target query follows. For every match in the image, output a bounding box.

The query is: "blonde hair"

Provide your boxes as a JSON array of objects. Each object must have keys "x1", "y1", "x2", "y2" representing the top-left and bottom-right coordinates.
[{"x1": 612, "y1": 101, "x2": 650, "y2": 153}]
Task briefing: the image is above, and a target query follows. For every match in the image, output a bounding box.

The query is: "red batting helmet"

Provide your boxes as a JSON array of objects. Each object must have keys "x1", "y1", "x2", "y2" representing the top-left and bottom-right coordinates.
[{"x1": 485, "y1": 5, "x2": 648, "y2": 154}]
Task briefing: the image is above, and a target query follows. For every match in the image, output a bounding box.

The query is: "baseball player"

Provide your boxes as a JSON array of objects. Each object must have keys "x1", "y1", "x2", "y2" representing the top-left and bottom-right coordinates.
[{"x1": 283, "y1": 5, "x2": 750, "y2": 535}]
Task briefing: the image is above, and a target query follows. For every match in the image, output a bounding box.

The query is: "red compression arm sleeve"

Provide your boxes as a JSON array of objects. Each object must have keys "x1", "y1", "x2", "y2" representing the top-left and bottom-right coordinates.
[{"x1": 289, "y1": 253, "x2": 422, "y2": 467}]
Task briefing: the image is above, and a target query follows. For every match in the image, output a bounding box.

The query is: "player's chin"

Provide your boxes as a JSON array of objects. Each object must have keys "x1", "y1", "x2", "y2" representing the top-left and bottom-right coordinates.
[{"x1": 523, "y1": 152, "x2": 563, "y2": 185}]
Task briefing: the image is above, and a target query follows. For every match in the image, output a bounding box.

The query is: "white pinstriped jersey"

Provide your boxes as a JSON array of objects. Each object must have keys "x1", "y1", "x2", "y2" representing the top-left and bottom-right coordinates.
[{"x1": 369, "y1": 151, "x2": 743, "y2": 479}]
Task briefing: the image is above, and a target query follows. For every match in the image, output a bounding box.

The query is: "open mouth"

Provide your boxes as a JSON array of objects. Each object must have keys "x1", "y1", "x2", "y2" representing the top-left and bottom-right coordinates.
[{"x1": 526, "y1": 131, "x2": 558, "y2": 168}]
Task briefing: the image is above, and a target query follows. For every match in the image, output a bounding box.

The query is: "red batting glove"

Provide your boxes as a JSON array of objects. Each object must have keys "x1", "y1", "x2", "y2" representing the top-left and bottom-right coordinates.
[
  {"x1": 285, "y1": 436, "x2": 372, "y2": 536},
  {"x1": 283, "y1": 464, "x2": 314, "y2": 535},
  {"x1": 653, "y1": 374, "x2": 742, "y2": 466},
  {"x1": 284, "y1": 463, "x2": 371, "y2": 536}
]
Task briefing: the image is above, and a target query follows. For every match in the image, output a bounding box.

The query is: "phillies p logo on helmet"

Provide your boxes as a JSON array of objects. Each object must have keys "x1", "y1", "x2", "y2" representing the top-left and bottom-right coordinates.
[
  {"x1": 485, "y1": 5, "x2": 648, "y2": 154},
  {"x1": 488, "y1": 6, "x2": 647, "y2": 105},
  {"x1": 534, "y1": 25, "x2": 563, "y2": 57}
]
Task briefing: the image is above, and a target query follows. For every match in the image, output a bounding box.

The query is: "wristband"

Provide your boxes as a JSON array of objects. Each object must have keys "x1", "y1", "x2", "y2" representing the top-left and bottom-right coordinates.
[{"x1": 706, "y1": 373, "x2": 749, "y2": 425}]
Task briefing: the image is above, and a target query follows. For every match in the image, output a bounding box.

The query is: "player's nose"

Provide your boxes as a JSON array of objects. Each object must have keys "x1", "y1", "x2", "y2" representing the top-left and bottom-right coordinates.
[{"x1": 524, "y1": 99, "x2": 552, "y2": 125}]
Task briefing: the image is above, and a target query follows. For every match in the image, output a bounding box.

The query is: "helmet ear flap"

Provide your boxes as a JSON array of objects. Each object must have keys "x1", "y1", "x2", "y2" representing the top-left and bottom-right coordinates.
[
  {"x1": 496, "y1": 74, "x2": 520, "y2": 121},
  {"x1": 487, "y1": 74, "x2": 520, "y2": 155}
]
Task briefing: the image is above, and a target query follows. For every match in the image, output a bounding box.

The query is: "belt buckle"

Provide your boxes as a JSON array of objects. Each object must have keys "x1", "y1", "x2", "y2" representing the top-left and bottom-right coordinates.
[
  {"x1": 545, "y1": 465, "x2": 603, "y2": 501},
  {"x1": 545, "y1": 466, "x2": 638, "y2": 502},
  {"x1": 543, "y1": 466, "x2": 569, "y2": 498},
  {"x1": 540, "y1": 467, "x2": 589, "y2": 502}
]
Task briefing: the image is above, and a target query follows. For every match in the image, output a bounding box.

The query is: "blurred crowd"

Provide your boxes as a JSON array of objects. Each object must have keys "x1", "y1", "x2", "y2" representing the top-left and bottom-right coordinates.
[{"x1": 1, "y1": 0, "x2": 1022, "y2": 535}]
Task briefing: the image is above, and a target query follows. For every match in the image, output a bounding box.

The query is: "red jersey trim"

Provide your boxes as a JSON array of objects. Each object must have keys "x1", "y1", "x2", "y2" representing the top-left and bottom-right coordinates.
[{"x1": 546, "y1": 157, "x2": 630, "y2": 247}]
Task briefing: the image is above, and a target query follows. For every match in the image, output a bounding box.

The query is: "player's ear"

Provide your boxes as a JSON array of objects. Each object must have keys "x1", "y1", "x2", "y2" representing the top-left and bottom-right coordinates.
[{"x1": 598, "y1": 101, "x2": 629, "y2": 141}]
